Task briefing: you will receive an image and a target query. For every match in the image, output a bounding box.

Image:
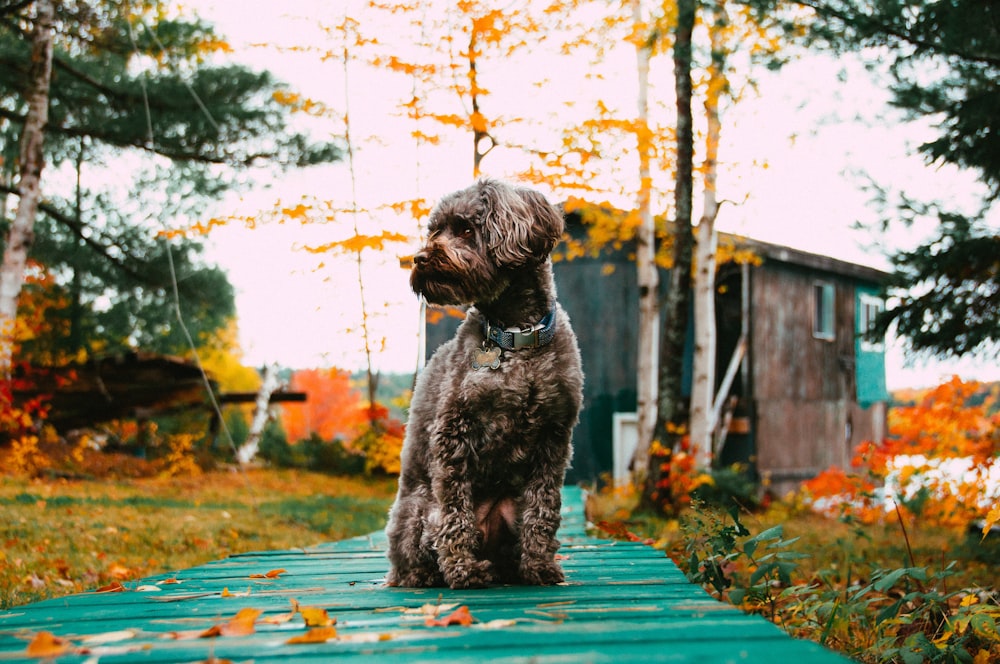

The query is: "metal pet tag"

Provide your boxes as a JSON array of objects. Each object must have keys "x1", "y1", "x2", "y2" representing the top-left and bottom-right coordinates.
[{"x1": 471, "y1": 345, "x2": 502, "y2": 370}]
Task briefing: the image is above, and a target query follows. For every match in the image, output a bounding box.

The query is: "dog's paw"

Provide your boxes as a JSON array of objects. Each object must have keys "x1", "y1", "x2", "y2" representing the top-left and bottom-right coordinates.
[
  {"x1": 444, "y1": 559, "x2": 495, "y2": 589},
  {"x1": 519, "y1": 558, "x2": 565, "y2": 586},
  {"x1": 388, "y1": 566, "x2": 445, "y2": 588}
]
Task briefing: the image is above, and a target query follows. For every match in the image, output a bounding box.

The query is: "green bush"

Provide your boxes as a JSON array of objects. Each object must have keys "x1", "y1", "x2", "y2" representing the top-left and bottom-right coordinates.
[{"x1": 691, "y1": 464, "x2": 759, "y2": 510}]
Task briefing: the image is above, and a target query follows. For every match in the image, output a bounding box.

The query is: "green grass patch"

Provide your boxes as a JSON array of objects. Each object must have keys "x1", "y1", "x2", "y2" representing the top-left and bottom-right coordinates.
[{"x1": 0, "y1": 469, "x2": 396, "y2": 609}]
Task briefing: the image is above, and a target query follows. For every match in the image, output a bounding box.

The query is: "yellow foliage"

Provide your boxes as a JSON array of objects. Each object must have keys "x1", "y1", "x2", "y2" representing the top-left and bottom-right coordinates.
[
  {"x1": 194, "y1": 319, "x2": 261, "y2": 393},
  {"x1": 159, "y1": 434, "x2": 202, "y2": 478},
  {"x1": 304, "y1": 231, "x2": 409, "y2": 255}
]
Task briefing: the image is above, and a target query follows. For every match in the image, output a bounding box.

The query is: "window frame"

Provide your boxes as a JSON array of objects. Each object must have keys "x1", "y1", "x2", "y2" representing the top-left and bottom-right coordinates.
[
  {"x1": 813, "y1": 281, "x2": 835, "y2": 341},
  {"x1": 858, "y1": 293, "x2": 886, "y2": 352}
]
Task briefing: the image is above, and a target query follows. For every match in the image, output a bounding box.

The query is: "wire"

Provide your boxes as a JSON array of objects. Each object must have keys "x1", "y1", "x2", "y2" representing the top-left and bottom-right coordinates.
[{"x1": 124, "y1": 13, "x2": 249, "y2": 487}]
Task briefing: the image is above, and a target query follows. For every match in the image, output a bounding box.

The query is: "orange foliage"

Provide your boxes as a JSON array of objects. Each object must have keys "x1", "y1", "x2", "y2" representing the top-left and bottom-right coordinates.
[
  {"x1": 802, "y1": 377, "x2": 1000, "y2": 529},
  {"x1": 649, "y1": 435, "x2": 714, "y2": 516},
  {"x1": 279, "y1": 369, "x2": 367, "y2": 444}
]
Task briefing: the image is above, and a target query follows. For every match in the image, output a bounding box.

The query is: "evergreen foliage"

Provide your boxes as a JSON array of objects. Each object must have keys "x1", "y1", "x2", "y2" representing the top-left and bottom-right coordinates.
[
  {"x1": 747, "y1": 0, "x2": 1000, "y2": 358},
  {"x1": 0, "y1": 1, "x2": 341, "y2": 360}
]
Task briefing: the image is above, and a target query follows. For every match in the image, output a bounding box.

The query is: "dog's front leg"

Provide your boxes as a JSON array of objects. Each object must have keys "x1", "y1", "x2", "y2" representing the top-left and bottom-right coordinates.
[
  {"x1": 518, "y1": 471, "x2": 565, "y2": 585},
  {"x1": 431, "y1": 456, "x2": 495, "y2": 589}
]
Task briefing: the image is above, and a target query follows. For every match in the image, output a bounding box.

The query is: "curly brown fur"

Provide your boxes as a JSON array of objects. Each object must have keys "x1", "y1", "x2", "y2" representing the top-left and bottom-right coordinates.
[{"x1": 386, "y1": 179, "x2": 584, "y2": 589}]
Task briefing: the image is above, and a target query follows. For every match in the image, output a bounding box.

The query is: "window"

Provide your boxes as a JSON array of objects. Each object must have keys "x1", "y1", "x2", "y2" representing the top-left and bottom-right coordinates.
[
  {"x1": 813, "y1": 282, "x2": 835, "y2": 340},
  {"x1": 858, "y1": 294, "x2": 886, "y2": 352}
]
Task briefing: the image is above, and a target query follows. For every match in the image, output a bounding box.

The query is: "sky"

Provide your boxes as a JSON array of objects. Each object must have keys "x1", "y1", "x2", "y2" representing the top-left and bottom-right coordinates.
[{"x1": 186, "y1": 0, "x2": 998, "y2": 391}]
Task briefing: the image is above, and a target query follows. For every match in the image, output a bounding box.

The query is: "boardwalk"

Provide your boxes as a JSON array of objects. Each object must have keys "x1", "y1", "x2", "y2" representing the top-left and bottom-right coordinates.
[{"x1": 0, "y1": 488, "x2": 849, "y2": 663}]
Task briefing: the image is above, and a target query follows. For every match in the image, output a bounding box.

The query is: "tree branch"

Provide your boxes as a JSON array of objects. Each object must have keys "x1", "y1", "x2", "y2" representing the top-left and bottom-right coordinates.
[
  {"x1": 791, "y1": 0, "x2": 1000, "y2": 67},
  {"x1": 0, "y1": 182, "x2": 158, "y2": 287}
]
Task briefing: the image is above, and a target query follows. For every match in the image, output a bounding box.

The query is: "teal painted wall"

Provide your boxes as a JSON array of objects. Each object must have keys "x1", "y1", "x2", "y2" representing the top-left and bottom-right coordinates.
[{"x1": 855, "y1": 284, "x2": 890, "y2": 407}]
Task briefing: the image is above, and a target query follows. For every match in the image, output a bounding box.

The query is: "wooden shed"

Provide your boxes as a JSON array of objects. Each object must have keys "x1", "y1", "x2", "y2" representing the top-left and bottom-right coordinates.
[{"x1": 424, "y1": 215, "x2": 890, "y2": 494}]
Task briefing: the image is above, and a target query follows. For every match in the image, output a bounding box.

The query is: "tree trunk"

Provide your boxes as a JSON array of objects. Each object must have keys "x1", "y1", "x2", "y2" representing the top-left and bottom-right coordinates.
[
  {"x1": 0, "y1": 0, "x2": 54, "y2": 376},
  {"x1": 630, "y1": 0, "x2": 660, "y2": 488},
  {"x1": 689, "y1": 1, "x2": 725, "y2": 469},
  {"x1": 236, "y1": 364, "x2": 278, "y2": 465},
  {"x1": 646, "y1": 0, "x2": 696, "y2": 509}
]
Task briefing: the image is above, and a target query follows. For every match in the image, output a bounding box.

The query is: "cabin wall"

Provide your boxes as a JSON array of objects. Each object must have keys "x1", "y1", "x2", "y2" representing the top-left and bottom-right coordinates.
[{"x1": 750, "y1": 262, "x2": 879, "y2": 493}]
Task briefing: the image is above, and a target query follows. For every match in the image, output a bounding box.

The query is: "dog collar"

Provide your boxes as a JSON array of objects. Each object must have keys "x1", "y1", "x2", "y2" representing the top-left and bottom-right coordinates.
[{"x1": 483, "y1": 310, "x2": 557, "y2": 351}]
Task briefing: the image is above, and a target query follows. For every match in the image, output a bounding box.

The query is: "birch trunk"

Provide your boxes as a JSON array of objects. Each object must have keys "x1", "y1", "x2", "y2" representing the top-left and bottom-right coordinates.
[
  {"x1": 0, "y1": 0, "x2": 54, "y2": 376},
  {"x1": 689, "y1": 1, "x2": 725, "y2": 468},
  {"x1": 236, "y1": 364, "x2": 278, "y2": 465},
  {"x1": 630, "y1": 0, "x2": 660, "y2": 486}
]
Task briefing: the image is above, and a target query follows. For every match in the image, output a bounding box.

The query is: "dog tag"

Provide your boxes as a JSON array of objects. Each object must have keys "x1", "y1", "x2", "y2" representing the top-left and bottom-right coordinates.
[{"x1": 471, "y1": 345, "x2": 502, "y2": 370}]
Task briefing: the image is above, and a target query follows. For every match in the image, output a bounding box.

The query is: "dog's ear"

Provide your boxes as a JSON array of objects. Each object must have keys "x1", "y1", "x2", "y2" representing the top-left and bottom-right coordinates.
[{"x1": 480, "y1": 180, "x2": 564, "y2": 267}]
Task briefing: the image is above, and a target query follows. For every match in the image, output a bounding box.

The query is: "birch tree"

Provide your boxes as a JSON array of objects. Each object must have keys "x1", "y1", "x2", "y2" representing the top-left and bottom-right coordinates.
[
  {"x1": 631, "y1": 0, "x2": 661, "y2": 480},
  {"x1": 688, "y1": 0, "x2": 726, "y2": 467},
  {"x1": 0, "y1": 0, "x2": 53, "y2": 376}
]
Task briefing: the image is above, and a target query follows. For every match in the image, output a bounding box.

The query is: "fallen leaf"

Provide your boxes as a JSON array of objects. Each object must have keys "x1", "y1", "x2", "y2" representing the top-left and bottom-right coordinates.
[
  {"x1": 157, "y1": 577, "x2": 181, "y2": 585},
  {"x1": 261, "y1": 598, "x2": 301, "y2": 625},
  {"x1": 338, "y1": 632, "x2": 395, "y2": 643},
  {"x1": 300, "y1": 606, "x2": 335, "y2": 627},
  {"x1": 286, "y1": 626, "x2": 337, "y2": 644},
  {"x1": 108, "y1": 563, "x2": 133, "y2": 579},
  {"x1": 260, "y1": 611, "x2": 295, "y2": 625},
  {"x1": 554, "y1": 553, "x2": 570, "y2": 561},
  {"x1": 475, "y1": 619, "x2": 518, "y2": 629},
  {"x1": 425, "y1": 605, "x2": 475, "y2": 627},
  {"x1": 404, "y1": 602, "x2": 459, "y2": 616},
  {"x1": 136, "y1": 585, "x2": 161, "y2": 592},
  {"x1": 249, "y1": 569, "x2": 286, "y2": 579},
  {"x1": 95, "y1": 581, "x2": 125, "y2": 593},
  {"x1": 26, "y1": 631, "x2": 73, "y2": 657},
  {"x1": 80, "y1": 629, "x2": 138, "y2": 645},
  {"x1": 217, "y1": 608, "x2": 262, "y2": 636}
]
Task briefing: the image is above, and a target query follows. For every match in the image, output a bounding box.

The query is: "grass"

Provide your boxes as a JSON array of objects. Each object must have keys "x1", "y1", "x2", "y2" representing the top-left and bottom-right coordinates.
[{"x1": 0, "y1": 468, "x2": 396, "y2": 609}]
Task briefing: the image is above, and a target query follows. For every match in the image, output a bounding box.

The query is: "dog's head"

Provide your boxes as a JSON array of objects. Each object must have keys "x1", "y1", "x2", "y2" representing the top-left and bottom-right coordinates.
[{"x1": 410, "y1": 179, "x2": 564, "y2": 305}]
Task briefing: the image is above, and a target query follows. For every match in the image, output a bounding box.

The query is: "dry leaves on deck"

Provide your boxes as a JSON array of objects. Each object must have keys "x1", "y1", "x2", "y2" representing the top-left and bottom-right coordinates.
[{"x1": 425, "y1": 605, "x2": 475, "y2": 627}]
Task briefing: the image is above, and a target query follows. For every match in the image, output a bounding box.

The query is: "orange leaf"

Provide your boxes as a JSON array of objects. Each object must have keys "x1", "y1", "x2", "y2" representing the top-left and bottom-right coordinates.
[
  {"x1": 26, "y1": 631, "x2": 73, "y2": 657},
  {"x1": 249, "y1": 568, "x2": 286, "y2": 579},
  {"x1": 286, "y1": 626, "x2": 338, "y2": 644},
  {"x1": 200, "y1": 608, "x2": 262, "y2": 638},
  {"x1": 95, "y1": 581, "x2": 125, "y2": 593},
  {"x1": 425, "y1": 605, "x2": 475, "y2": 627},
  {"x1": 300, "y1": 606, "x2": 335, "y2": 627}
]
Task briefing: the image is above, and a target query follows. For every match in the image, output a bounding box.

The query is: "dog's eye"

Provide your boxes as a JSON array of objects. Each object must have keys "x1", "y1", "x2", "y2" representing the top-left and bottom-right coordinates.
[{"x1": 454, "y1": 220, "x2": 474, "y2": 238}]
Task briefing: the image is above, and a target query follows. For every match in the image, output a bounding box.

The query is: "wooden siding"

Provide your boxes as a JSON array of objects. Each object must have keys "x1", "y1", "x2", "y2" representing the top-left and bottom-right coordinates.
[
  {"x1": 0, "y1": 488, "x2": 852, "y2": 663},
  {"x1": 750, "y1": 261, "x2": 883, "y2": 493}
]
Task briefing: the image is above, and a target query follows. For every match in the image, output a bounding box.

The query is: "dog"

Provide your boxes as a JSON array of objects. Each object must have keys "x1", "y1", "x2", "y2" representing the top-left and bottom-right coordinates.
[{"x1": 385, "y1": 178, "x2": 584, "y2": 590}]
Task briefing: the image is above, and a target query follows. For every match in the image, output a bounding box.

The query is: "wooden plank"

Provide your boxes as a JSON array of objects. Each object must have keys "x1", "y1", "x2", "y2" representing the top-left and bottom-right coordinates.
[{"x1": 0, "y1": 487, "x2": 850, "y2": 663}]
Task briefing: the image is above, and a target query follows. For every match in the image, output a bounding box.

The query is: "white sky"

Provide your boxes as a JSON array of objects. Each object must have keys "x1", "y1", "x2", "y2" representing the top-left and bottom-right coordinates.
[{"x1": 188, "y1": 1, "x2": 998, "y2": 390}]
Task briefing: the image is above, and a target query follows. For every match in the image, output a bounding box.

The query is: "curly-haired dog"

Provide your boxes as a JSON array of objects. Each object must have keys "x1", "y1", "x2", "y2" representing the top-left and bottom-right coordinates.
[{"x1": 386, "y1": 179, "x2": 584, "y2": 590}]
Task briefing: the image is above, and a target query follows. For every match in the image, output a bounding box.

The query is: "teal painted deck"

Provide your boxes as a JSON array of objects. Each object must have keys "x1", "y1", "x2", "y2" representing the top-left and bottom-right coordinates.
[{"x1": 0, "y1": 488, "x2": 849, "y2": 663}]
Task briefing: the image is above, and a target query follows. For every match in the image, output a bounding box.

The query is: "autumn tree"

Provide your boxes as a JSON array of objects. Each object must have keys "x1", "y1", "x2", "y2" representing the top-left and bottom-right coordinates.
[
  {"x1": 0, "y1": 1, "x2": 340, "y2": 368},
  {"x1": 279, "y1": 368, "x2": 366, "y2": 444}
]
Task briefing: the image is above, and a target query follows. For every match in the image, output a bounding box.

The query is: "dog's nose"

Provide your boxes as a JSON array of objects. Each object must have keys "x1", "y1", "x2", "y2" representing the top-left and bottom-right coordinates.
[{"x1": 413, "y1": 250, "x2": 429, "y2": 266}]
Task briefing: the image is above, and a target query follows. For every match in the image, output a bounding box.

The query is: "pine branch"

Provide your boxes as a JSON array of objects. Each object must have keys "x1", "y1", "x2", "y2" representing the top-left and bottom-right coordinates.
[
  {"x1": 792, "y1": 0, "x2": 1000, "y2": 67},
  {"x1": 0, "y1": 182, "x2": 159, "y2": 287}
]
